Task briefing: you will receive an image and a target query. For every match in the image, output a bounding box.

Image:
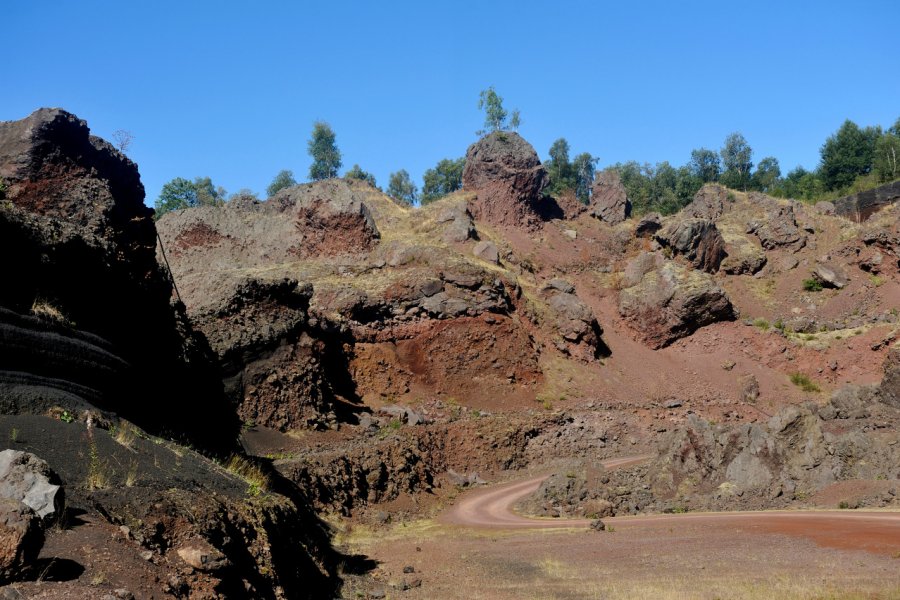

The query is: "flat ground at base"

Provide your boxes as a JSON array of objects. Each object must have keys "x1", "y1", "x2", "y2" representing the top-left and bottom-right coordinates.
[{"x1": 345, "y1": 513, "x2": 900, "y2": 600}]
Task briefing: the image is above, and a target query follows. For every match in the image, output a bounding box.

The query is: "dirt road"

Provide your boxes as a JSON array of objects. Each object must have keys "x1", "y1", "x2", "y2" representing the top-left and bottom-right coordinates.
[{"x1": 442, "y1": 455, "x2": 650, "y2": 528}]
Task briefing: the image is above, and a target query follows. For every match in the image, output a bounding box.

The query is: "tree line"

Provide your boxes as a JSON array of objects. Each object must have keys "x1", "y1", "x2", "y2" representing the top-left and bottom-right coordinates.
[{"x1": 154, "y1": 86, "x2": 899, "y2": 219}]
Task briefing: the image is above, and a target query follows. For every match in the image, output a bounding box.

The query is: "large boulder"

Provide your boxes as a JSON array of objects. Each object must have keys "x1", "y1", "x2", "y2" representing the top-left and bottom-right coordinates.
[
  {"x1": 618, "y1": 259, "x2": 736, "y2": 348},
  {"x1": 0, "y1": 450, "x2": 62, "y2": 524},
  {"x1": 0, "y1": 108, "x2": 155, "y2": 273},
  {"x1": 462, "y1": 132, "x2": 548, "y2": 228},
  {"x1": 589, "y1": 170, "x2": 631, "y2": 225},
  {"x1": 654, "y1": 218, "x2": 726, "y2": 273},
  {"x1": 433, "y1": 201, "x2": 477, "y2": 243},
  {"x1": 0, "y1": 498, "x2": 43, "y2": 583},
  {"x1": 683, "y1": 184, "x2": 729, "y2": 220},
  {"x1": 182, "y1": 276, "x2": 341, "y2": 431}
]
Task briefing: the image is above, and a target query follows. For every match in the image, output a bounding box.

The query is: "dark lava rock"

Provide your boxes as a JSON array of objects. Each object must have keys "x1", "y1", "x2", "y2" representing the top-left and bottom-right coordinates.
[
  {"x1": 747, "y1": 204, "x2": 807, "y2": 251},
  {"x1": 462, "y1": 131, "x2": 548, "y2": 228},
  {"x1": 0, "y1": 111, "x2": 235, "y2": 453},
  {"x1": 0, "y1": 108, "x2": 155, "y2": 268}
]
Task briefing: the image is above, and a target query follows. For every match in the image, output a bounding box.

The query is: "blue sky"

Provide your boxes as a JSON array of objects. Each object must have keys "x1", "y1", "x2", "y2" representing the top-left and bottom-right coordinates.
[{"x1": 4, "y1": 0, "x2": 898, "y2": 206}]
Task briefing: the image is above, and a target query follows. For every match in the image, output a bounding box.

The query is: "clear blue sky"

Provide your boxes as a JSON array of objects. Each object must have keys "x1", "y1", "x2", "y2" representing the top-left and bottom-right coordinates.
[{"x1": 4, "y1": 0, "x2": 898, "y2": 206}]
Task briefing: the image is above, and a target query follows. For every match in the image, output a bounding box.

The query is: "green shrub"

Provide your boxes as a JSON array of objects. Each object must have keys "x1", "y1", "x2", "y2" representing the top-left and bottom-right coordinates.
[
  {"x1": 789, "y1": 372, "x2": 821, "y2": 393},
  {"x1": 802, "y1": 278, "x2": 823, "y2": 292},
  {"x1": 753, "y1": 318, "x2": 770, "y2": 331}
]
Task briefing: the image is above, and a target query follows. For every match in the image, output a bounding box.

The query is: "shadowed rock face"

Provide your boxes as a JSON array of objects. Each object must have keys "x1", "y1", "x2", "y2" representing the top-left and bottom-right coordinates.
[{"x1": 462, "y1": 131, "x2": 548, "y2": 228}]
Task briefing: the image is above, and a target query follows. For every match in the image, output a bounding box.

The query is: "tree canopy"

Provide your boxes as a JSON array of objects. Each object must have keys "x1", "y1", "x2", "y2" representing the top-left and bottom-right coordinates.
[
  {"x1": 345, "y1": 164, "x2": 378, "y2": 188},
  {"x1": 477, "y1": 87, "x2": 520, "y2": 134},
  {"x1": 720, "y1": 133, "x2": 753, "y2": 190},
  {"x1": 308, "y1": 121, "x2": 342, "y2": 181},
  {"x1": 266, "y1": 169, "x2": 297, "y2": 197},
  {"x1": 689, "y1": 148, "x2": 720, "y2": 183},
  {"x1": 387, "y1": 169, "x2": 418, "y2": 205},
  {"x1": 154, "y1": 176, "x2": 226, "y2": 219},
  {"x1": 421, "y1": 158, "x2": 465, "y2": 205},
  {"x1": 819, "y1": 120, "x2": 880, "y2": 190}
]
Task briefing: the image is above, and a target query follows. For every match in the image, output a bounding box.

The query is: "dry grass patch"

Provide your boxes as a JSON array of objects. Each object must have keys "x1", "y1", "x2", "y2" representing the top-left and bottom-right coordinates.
[
  {"x1": 30, "y1": 298, "x2": 73, "y2": 326},
  {"x1": 225, "y1": 454, "x2": 270, "y2": 496}
]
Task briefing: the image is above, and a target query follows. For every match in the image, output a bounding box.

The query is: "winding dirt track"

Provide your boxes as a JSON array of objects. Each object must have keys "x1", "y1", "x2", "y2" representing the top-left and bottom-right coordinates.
[
  {"x1": 441, "y1": 455, "x2": 900, "y2": 556},
  {"x1": 442, "y1": 455, "x2": 650, "y2": 528}
]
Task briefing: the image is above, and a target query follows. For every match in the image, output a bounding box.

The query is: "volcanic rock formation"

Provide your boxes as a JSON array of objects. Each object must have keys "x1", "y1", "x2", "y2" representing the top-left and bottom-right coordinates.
[{"x1": 462, "y1": 131, "x2": 548, "y2": 228}]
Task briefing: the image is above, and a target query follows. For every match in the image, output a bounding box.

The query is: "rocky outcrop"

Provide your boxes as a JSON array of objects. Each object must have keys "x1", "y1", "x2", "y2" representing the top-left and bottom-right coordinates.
[
  {"x1": 747, "y1": 203, "x2": 807, "y2": 251},
  {"x1": 462, "y1": 132, "x2": 548, "y2": 228},
  {"x1": 618, "y1": 258, "x2": 736, "y2": 348},
  {"x1": 683, "y1": 183, "x2": 728, "y2": 220},
  {"x1": 271, "y1": 180, "x2": 380, "y2": 257},
  {"x1": 654, "y1": 219, "x2": 726, "y2": 273},
  {"x1": 185, "y1": 277, "x2": 345, "y2": 431},
  {"x1": 649, "y1": 394, "x2": 900, "y2": 507},
  {"x1": 589, "y1": 170, "x2": 630, "y2": 225},
  {"x1": 834, "y1": 179, "x2": 900, "y2": 222},
  {"x1": 0, "y1": 451, "x2": 62, "y2": 524}
]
